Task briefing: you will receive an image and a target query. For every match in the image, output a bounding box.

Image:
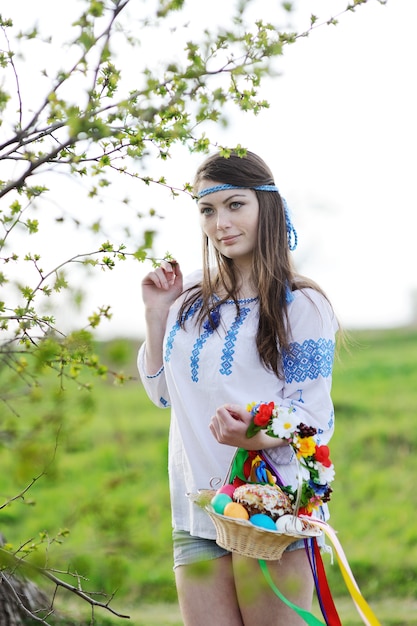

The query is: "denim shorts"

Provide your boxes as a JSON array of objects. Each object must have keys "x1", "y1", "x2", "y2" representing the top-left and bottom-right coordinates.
[{"x1": 172, "y1": 529, "x2": 325, "y2": 568}]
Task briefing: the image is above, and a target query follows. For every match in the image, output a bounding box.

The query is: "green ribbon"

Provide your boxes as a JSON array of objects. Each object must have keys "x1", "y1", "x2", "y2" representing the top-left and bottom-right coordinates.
[
  {"x1": 228, "y1": 448, "x2": 249, "y2": 482},
  {"x1": 258, "y1": 560, "x2": 325, "y2": 625}
]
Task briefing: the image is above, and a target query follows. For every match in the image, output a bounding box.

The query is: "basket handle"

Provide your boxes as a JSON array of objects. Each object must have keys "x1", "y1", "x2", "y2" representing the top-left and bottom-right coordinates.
[
  {"x1": 218, "y1": 447, "x2": 304, "y2": 520},
  {"x1": 291, "y1": 452, "x2": 303, "y2": 516}
]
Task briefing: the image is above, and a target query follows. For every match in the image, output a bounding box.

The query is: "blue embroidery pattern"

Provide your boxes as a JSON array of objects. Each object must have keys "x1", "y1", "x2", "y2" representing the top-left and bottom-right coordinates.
[
  {"x1": 165, "y1": 300, "x2": 202, "y2": 363},
  {"x1": 190, "y1": 325, "x2": 214, "y2": 382},
  {"x1": 165, "y1": 297, "x2": 257, "y2": 381},
  {"x1": 294, "y1": 389, "x2": 304, "y2": 404},
  {"x1": 203, "y1": 307, "x2": 221, "y2": 331},
  {"x1": 165, "y1": 320, "x2": 180, "y2": 363},
  {"x1": 282, "y1": 338, "x2": 335, "y2": 383},
  {"x1": 146, "y1": 365, "x2": 164, "y2": 379},
  {"x1": 219, "y1": 307, "x2": 250, "y2": 376}
]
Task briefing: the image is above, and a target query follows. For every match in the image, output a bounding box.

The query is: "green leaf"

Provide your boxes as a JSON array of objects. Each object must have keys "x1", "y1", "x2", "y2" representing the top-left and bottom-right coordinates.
[
  {"x1": 53, "y1": 272, "x2": 68, "y2": 292},
  {"x1": 246, "y1": 421, "x2": 261, "y2": 438},
  {"x1": 26, "y1": 219, "x2": 39, "y2": 234}
]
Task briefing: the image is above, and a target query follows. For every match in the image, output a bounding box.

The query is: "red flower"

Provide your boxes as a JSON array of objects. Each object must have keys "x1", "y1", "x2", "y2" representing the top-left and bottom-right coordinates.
[
  {"x1": 298, "y1": 506, "x2": 312, "y2": 517},
  {"x1": 315, "y1": 445, "x2": 332, "y2": 467},
  {"x1": 253, "y1": 402, "x2": 275, "y2": 427}
]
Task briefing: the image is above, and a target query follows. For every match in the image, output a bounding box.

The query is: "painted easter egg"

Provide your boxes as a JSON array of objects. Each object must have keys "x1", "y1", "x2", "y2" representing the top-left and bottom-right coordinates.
[
  {"x1": 217, "y1": 484, "x2": 236, "y2": 498},
  {"x1": 250, "y1": 513, "x2": 277, "y2": 531},
  {"x1": 223, "y1": 502, "x2": 249, "y2": 520},
  {"x1": 275, "y1": 515, "x2": 304, "y2": 534},
  {"x1": 211, "y1": 493, "x2": 233, "y2": 515}
]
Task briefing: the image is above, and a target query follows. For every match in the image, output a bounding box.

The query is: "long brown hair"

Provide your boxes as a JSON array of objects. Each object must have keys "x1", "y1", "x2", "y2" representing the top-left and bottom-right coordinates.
[{"x1": 178, "y1": 150, "x2": 331, "y2": 377}]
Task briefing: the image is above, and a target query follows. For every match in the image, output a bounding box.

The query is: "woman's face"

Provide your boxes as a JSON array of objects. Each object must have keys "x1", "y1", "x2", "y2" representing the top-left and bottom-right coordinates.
[{"x1": 197, "y1": 182, "x2": 259, "y2": 267}]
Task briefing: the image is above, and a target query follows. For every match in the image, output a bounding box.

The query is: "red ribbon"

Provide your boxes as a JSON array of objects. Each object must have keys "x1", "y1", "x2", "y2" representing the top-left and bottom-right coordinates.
[{"x1": 312, "y1": 537, "x2": 342, "y2": 626}]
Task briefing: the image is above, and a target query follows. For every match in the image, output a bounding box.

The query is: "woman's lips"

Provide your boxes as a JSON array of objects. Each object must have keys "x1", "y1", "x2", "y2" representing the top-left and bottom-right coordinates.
[{"x1": 219, "y1": 235, "x2": 240, "y2": 245}]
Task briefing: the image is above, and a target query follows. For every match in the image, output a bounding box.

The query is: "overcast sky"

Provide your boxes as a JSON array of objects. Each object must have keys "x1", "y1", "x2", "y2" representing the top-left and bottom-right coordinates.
[
  {"x1": 4, "y1": 0, "x2": 417, "y2": 338},
  {"x1": 116, "y1": 0, "x2": 417, "y2": 337}
]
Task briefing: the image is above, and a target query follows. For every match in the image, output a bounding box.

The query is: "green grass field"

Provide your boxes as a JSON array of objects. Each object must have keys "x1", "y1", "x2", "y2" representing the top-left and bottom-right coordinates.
[{"x1": 1, "y1": 327, "x2": 417, "y2": 624}]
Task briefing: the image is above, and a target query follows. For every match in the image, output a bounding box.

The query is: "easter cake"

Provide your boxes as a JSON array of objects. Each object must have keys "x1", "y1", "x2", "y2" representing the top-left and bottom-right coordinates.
[{"x1": 232, "y1": 483, "x2": 293, "y2": 521}]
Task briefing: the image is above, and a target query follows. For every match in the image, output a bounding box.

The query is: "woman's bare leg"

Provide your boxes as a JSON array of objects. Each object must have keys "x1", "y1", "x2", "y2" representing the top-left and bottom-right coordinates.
[
  {"x1": 233, "y1": 548, "x2": 314, "y2": 625},
  {"x1": 175, "y1": 554, "x2": 244, "y2": 626}
]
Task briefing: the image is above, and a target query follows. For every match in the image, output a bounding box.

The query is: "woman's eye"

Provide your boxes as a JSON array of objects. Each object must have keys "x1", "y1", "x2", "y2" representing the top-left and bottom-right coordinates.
[
  {"x1": 230, "y1": 201, "x2": 242, "y2": 209},
  {"x1": 200, "y1": 206, "x2": 214, "y2": 216}
]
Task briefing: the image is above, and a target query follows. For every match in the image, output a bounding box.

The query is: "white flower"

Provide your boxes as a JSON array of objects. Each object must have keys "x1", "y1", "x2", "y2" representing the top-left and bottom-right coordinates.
[
  {"x1": 316, "y1": 463, "x2": 335, "y2": 484},
  {"x1": 301, "y1": 463, "x2": 311, "y2": 479},
  {"x1": 270, "y1": 414, "x2": 297, "y2": 438}
]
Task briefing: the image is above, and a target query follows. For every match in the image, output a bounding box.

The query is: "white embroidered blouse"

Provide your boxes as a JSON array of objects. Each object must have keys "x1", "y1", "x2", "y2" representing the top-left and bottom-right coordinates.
[{"x1": 138, "y1": 270, "x2": 339, "y2": 540}]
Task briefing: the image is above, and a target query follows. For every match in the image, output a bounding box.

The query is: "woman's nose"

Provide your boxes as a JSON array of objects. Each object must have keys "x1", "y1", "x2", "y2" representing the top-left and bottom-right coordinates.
[{"x1": 216, "y1": 208, "x2": 230, "y2": 229}]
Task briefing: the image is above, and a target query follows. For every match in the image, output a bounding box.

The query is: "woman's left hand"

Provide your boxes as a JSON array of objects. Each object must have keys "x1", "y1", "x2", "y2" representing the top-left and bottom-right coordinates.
[
  {"x1": 209, "y1": 404, "x2": 253, "y2": 449},
  {"x1": 210, "y1": 404, "x2": 286, "y2": 451}
]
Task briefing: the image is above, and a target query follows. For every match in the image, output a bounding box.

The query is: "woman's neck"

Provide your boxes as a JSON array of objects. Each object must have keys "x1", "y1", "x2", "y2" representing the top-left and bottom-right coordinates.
[{"x1": 213, "y1": 276, "x2": 258, "y2": 300}]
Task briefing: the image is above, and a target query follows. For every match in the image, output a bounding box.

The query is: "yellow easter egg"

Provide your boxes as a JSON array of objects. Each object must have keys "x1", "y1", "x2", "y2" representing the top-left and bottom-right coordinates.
[{"x1": 223, "y1": 502, "x2": 249, "y2": 520}]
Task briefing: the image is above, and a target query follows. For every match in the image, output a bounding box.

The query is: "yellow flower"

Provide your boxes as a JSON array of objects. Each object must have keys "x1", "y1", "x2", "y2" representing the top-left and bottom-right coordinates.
[
  {"x1": 302, "y1": 500, "x2": 318, "y2": 515},
  {"x1": 295, "y1": 435, "x2": 316, "y2": 459}
]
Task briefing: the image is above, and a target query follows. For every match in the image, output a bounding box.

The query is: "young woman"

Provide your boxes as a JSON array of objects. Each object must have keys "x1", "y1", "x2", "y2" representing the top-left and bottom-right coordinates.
[{"x1": 138, "y1": 150, "x2": 338, "y2": 625}]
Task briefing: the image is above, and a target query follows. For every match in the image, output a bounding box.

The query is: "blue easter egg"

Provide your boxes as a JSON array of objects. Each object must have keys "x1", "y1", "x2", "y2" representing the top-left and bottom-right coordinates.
[
  {"x1": 250, "y1": 513, "x2": 276, "y2": 531},
  {"x1": 211, "y1": 493, "x2": 233, "y2": 515}
]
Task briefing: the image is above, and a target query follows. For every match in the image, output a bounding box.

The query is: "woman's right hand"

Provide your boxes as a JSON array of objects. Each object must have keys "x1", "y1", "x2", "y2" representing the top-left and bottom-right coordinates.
[
  {"x1": 141, "y1": 259, "x2": 183, "y2": 313},
  {"x1": 141, "y1": 260, "x2": 183, "y2": 375}
]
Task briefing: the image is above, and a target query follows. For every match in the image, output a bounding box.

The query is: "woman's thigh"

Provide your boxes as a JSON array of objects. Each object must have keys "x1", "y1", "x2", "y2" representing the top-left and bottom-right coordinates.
[
  {"x1": 232, "y1": 548, "x2": 314, "y2": 626},
  {"x1": 172, "y1": 531, "x2": 315, "y2": 626},
  {"x1": 173, "y1": 531, "x2": 243, "y2": 625},
  {"x1": 175, "y1": 554, "x2": 244, "y2": 626}
]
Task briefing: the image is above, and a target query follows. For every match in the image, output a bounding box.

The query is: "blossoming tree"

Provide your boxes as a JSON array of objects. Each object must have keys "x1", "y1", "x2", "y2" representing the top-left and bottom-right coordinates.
[{"x1": 0, "y1": 0, "x2": 380, "y2": 622}]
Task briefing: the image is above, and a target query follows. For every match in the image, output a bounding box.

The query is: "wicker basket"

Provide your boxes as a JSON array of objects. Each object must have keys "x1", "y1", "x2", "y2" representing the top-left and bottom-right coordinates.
[
  {"x1": 191, "y1": 488, "x2": 322, "y2": 561},
  {"x1": 190, "y1": 444, "x2": 324, "y2": 560}
]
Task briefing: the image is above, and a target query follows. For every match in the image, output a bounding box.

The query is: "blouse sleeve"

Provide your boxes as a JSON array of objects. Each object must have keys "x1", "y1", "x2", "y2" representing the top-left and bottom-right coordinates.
[
  {"x1": 137, "y1": 342, "x2": 171, "y2": 409},
  {"x1": 137, "y1": 269, "x2": 203, "y2": 409},
  {"x1": 278, "y1": 288, "x2": 338, "y2": 446}
]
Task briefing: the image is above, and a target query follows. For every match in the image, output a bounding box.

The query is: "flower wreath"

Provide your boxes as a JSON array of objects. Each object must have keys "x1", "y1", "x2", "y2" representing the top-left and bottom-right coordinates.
[
  {"x1": 200, "y1": 404, "x2": 382, "y2": 625},
  {"x1": 242, "y1": 401, "x2": 335, "y2": 516}
]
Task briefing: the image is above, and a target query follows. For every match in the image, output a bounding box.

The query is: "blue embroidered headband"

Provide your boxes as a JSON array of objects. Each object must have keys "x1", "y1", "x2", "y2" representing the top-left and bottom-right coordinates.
[{"x1": 196, "y1": 183, "x2": 298, "y2": 251}]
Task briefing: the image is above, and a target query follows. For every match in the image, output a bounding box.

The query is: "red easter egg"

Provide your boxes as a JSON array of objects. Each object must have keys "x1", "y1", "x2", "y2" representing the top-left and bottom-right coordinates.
[{"x1": 217, "y1": 484, "x2": 236, "y2": 498}]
